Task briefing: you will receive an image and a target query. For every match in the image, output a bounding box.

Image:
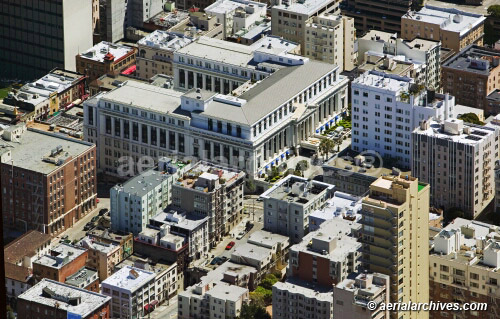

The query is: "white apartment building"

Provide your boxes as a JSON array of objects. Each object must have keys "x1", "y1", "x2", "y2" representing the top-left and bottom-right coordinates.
[
  {"x1": 205, "y1": 0, "x2": 267, "y2": 39},
  {"x1": 261, "y1": 175, "x2": 334, "y2": 243},
  {"x1": 84, "y1": 58, "x2": 349, "y2": 178},
  {"x1": 272, "y1": 278, "x2": 333, "y2": 319},
  {"x1": 308, "y1": 191, "x2": 362, "y2": 231},
  {"x1": 412, "y1": 118, "x2": 500, "y2": 219},
  {"x1": 333, "y1": 273, "x2": 390, "y2": 319},
  {"x1": 304, "y1": 13, "x2": 356, "y2": 71},
  {"x1": 351, "y1": 71, "x2": 455, "y2": 168},
  {"x1": 110, "y1": 157, "x2": 192, "y2": 235},
  {"x1": 178, "y1": 282, "x2": 249, "y2": 319},
  {"x1": 136, "y1": 31, "x2": 193, "y2": 79},
  {"x1": 357, "y1": 30, "x2": 441, "y2": 90},
  {"x1": 173, "y1": 35, "x2": 302, "y2": 93},
  {"x1": 101, "y1": 266, "x2": 157, "y2": 319}
]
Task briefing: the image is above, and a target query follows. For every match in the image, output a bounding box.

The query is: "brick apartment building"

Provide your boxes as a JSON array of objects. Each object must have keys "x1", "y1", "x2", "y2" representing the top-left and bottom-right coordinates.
[
  {"x1": 18, "y1": 279, "x2": 111, "y2": 319},
  {"x1": 33, "y1": 244, "x2": 88, "y2": 283},
  {"x1": 0, "y1": 127, "x2": 97, "y2": 237}
]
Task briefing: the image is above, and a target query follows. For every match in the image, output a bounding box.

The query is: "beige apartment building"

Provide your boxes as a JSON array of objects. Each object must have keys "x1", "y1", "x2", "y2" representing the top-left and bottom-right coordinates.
[
  {"x1": 136, "y1": 30, "x2": 193, "y2": 80},
  {"x1": 80, "y1": 238, "x2": 121, "y2": 281},
  {"x1": 333, "y1": 273, "x2": 390, "y2": 319},
  {"x1": 412, "y1": 118, "x2": 500, "y2": 219},
  {"x1": 429, "y1": 218, "x2": 500, "y2": 319},
  {"x1": 271, "y1": 0, "x2": 341, "y2": 51},
  {"x1": 401, "y1": 6, "x2": 485, "y2": 53},
  {"x1": 360, "y1": 175, "x2": 430, "y2": 319},
  {"x1": 304, "y1": 13, "x2": 356, "y2": 71}
]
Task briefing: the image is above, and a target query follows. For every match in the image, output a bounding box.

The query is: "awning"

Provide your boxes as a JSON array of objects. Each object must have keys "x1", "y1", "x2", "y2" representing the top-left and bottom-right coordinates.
[
  {"x1": 265, "y1": 165, "x2": 269, "y2": 169},
  {"x1": 72, "y1": 98, "x2": 82, "y2": 106},
  {"x1": 325, "y1": 123, "x2": 329, "y2": 128},
  {"x1": 286, "y1": 150, "x2": 290, "y2": 155},
  {"x1": 335, "y1": 115, "x2": 339, "y2": 120},
  {"x1": 315, "y1": 129, "x2": 319, "y2": 133},
  {"x1": 281, "y1": 154, "x2": 285, "y2": 158},
  {"x1": 320, "y1": 125, "x2": 324, "y2": 130},
  {"x1": 151, "y1": 300, "x2": 159, "y2": 306},
  {"x1": 121, "y1": 65, "x2": 136, "y2": 75},
  {"x1": 144, "y1": 304, "x2": 151, "y2": 311},
  {"x1": 330, "y1": 119, "x2": 334, "y2": 123},
  {"x1": 259, "y1": 171, "x2": 262, "y2": 175}
]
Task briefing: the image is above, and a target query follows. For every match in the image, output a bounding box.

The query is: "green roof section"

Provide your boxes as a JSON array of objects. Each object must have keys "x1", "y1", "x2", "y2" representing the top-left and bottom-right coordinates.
[{"x1": 418, "y1": 183, "x2": 426, "y2": 192}]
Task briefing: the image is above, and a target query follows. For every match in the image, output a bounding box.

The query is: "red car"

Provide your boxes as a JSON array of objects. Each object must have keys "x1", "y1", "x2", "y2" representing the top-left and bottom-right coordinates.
[{"x1": 225, "y1": 241, "x2": 235, "y2": 250}]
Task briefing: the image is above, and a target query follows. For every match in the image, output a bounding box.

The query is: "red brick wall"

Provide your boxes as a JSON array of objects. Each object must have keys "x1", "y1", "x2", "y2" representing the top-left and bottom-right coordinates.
[
  {"x1": 17, "y1": 297, "x2": 109, "y2": 319},
  {"x1": 33, "y1": 250, "x2": 88, "y2": 283}
]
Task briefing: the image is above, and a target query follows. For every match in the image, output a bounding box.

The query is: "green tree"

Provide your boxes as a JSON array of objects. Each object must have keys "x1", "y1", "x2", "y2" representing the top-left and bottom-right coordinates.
[
  {"x1": 487, "y1": 5, "x2": 500, "y2": 17},
  {"x1": 246, "y1": 180, "x2": 256, "y2": 193},
  {"x1": 238, "y1": 303, "x2": 271, "y2": 319},
  {"x1": 260, "y1": 274, "x2": 279, "y2": 290},
  {"x1": 458, "y1": 113, "x2": 484, "y2": 125},
  {"x1": 319, "y1": 138, "x2": 335, "y2": 160}
]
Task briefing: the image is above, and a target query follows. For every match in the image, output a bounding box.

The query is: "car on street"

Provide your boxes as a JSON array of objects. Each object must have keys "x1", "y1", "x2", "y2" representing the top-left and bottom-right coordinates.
[
  {"x1": 236, "y1": 231, "x2": 246, "y2": 240},
  {"x1": 91, "y1": 216, "x2": 99, "y2": 223},
  {"x1": 98, "y1": 208, "x2": 108, "y2": 216},
  {"x1": 225, "y1": 241, "x2": 235, "y2": 250}
]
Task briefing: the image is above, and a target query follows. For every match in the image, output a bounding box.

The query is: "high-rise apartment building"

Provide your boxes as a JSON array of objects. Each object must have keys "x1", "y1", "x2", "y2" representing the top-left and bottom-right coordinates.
[
  {"x1": 401, "y1": 6, "x2": 485, "y2": 53},
  {"x1": 0, "y1": 127, "x2": 97, "y2": 237},
  {"x1": 360, "y1": 175, "x2": 430, "y2": 319},
  {"x1": 171, "y1": 161, "x2": 245, "y2": 247},
  {"x1": 0, "y1": 0, "x2": 93, "y2": 80},
  {"x1": 429, "y1": 218, "x2": 500, "y2": 319},
  {"x1": 261, "y1": 175, "x2": 334, "y2": 243},
  {"x1": 351, "y1": 71, "x2": 455, "y2": 169},
  {"x1": 342, "y1": 0, "x2": 412, "y2": 34},
  {"x1": 303, "y1": 13, "x2": 357, "y2": 71},
  {"x1": 412, "y1": 118, "x2": 500, "y2": 219},
  {"x1": 271, "y1": 0, "x2": 340, "y2": 51},
  {"x1": 441, "y1": 45, "x2": 500, "y2": 116}
]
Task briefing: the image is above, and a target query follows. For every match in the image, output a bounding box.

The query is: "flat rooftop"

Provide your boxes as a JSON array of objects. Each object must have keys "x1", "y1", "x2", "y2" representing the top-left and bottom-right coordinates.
[
  {"x1": 138, "y1": 30, "x2": 193, "y2": 51},
  {"x1": 488, "y1": 89, "x2": 500, "y2": 103},
  {"x1": 260, "y1": 175, "x2": 333, "y2": 205},
  {"x1": 117, "y1": 254, "x2": 176, "y2": 275},
  {"x1": 146, "y1": 10, "x2": 190, "y2": 28},
  {"x1": 291, "y1": 218, "x2": 361, "y2": 262},
  {"x1": 80, "y1": 238, "x2": 119, "y2": 254},
  {"x1": 200, "y1": 260, "x2": 257, "y2": 285},
  {"x1": 443, "y1": 45, "x2": 500, "y2": 75},
  {"x1": 174, "y1": 161, "x2": 244, "y2": 191},
  {"x1": 79, "y1": 41, "x2": 134, "y2": 63},
  {"x1": 101, "y1": 80, "x2": 184, "y2": 115},
  {"x1": 34, "y1": 244, "x2": 87, "y2": 269},
  {"x1": 91, "y1": 74, "x2": 148, "y2": 91},
  {"x1": 231, "y1": 243, "x2": 271, "y2": 262},
  {"x1": 273, "y1": 0, "x2": 337, "y2": 16},
  {"x1": 0, "y1": 128, "x2": 93, "y2": 174},
  {"x1": 151, "y1": 210, "x2": 209, "y2": 231},
  {"x1": 19, "y1": 279, "x2": 110, "y2": 316},
  {"x1": 247, "y1": 230, "x2": 289, "y2": 249},
  {"x1": 414, "y1": 119, "x2": 498, "y2": 145},
  {"x1": 113, "y1": 165, "x2": 182, "y2": 198},
  {"x1": 273, "y1": 278, "x2": 332, "y2": 302},
  {"x1": 206, "y1": 0, "x2": 266, "y2": 14},
  {"x1": 206, "y1": 282, "x2": 248, "y2": 302},
  {"x1": 352, "y1": 70, "x2": 412, "y2": 93},
  {"x1": 310, "y1": 191, "x2": 362, "y2": 222},
  {"x1": 403, "y1": 5, "x2": 485, "y2": 35},
  {"x1": 65, "y1": 267, "x2": 98, "y2": 287},
  {"x1": 101, "y1": 266, "x2": 156, "y2": 292},
  {"x1": 4, "y1": 230, "x2": 51, "y2": 264}
]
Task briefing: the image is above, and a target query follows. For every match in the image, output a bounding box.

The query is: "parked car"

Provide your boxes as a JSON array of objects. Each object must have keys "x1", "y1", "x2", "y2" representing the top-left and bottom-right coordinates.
[
  {"x1": 236, "y1": 232, "x2": 246, "y2": 240},
  {"x1": 245, "y1": 221, "x2": 254, "y2": 231},
  {"x1": 225, "y1": 241, "x2": 235, "y2": 250},
  {"x1": 210, "y1": 257, "x2": 222, "y2": 265},
  {"x1": 91, "y1": 216, "x2": 99, "y2": 223}
]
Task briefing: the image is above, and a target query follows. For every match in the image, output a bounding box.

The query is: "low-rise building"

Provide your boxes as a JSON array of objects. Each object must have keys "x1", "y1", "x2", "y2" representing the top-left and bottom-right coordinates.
[
  {"x1": 172, "y1": 161, "x2": 245, "y2": 247},
  {"x1": 247, "y1": 230, "x2": 290, "y2": 261},
  {"x1": 76, "y1": 41, "x2": 137, "y2": 83},
  {"x1": 303, "y1": 13, "x2": 356, "y2": 71},
  {"x1": 308, "y1": 191, "x2": 362, "y2": 231},
  {"x1": 101, "y1": 266, "x2": 157, "y2": 319},
  {"x1": 17, "y1": 279, "x2": 111, "y2": 319},
  {"x1": 272, "y1": 278, "x2": 333, "y2": 319},
  {"x1": 401, "y1": 5, "x2": 485, "y2": 53},
  {"x1": 80, "y1": 238, "x2": 121, "y2": 281},
  {"x1": 110, "y1": 158, "x2": 192, "y2": 235},
  {"x1": 86, "y1": 228, "x2": 134, "y2": 260},
  {"x1": 0, "y1": 68, "x2": 87, "y2": 121},
  {"x1": 205, "y1": 0, "x2": 267, "y2": 39},
  {"x1": 65, "y1": 266, "x2": 100, "y2": 292},
  {"x1": 167, "y1": 11, "x2": 224, "y2": 40},
  {"x1": 117, "y1": 254, "x2": 178, "y2": 302},
  {"x1": 487, "y1": 89, "x2": 500, "y2": 115},
  {"x1": 333, "y1": 273, "x2": 390, "y2": 319},
  {"x1": 412, "y1": 118, "x2": 500, "y2": 219},
  {"x1": 261, "y1": 175, "x2": 334, "y2": 243},
  {"x1": 429, "y1": 218, "x2": 500, "y2": 319},
  {"x1": 351, "y1": 71, "x2": 456, "y2": 168},
  {"x1": 231, "y1": 243, "x2": 273, "y2": 272},
  {"x1": 33, "y1": 244, "x2": 88, "y2": 283},
  {"x1": 178, "y1": 281, "x2": 249, "y2": 319},
  {"x1": 136, "y1": 31, "x2": 193, "y2": 80},
  {"x1": 289, "y1": 218, "x2": 362, "y2": 286},
  {"x1": 150, "y1": 210, "x2": 209, "y2": 260},
  {"x1": 0, "y1": 127, "x2": 97, "y2": 237},
  {"x1": 441, "y1": 45, "x2": 500, "y2": 116}
]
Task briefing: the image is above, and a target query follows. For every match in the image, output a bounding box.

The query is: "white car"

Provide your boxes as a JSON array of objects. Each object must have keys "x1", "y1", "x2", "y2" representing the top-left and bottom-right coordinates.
[{"x1": 236, "y1": 231, "x2": 246, "y2": 240}]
